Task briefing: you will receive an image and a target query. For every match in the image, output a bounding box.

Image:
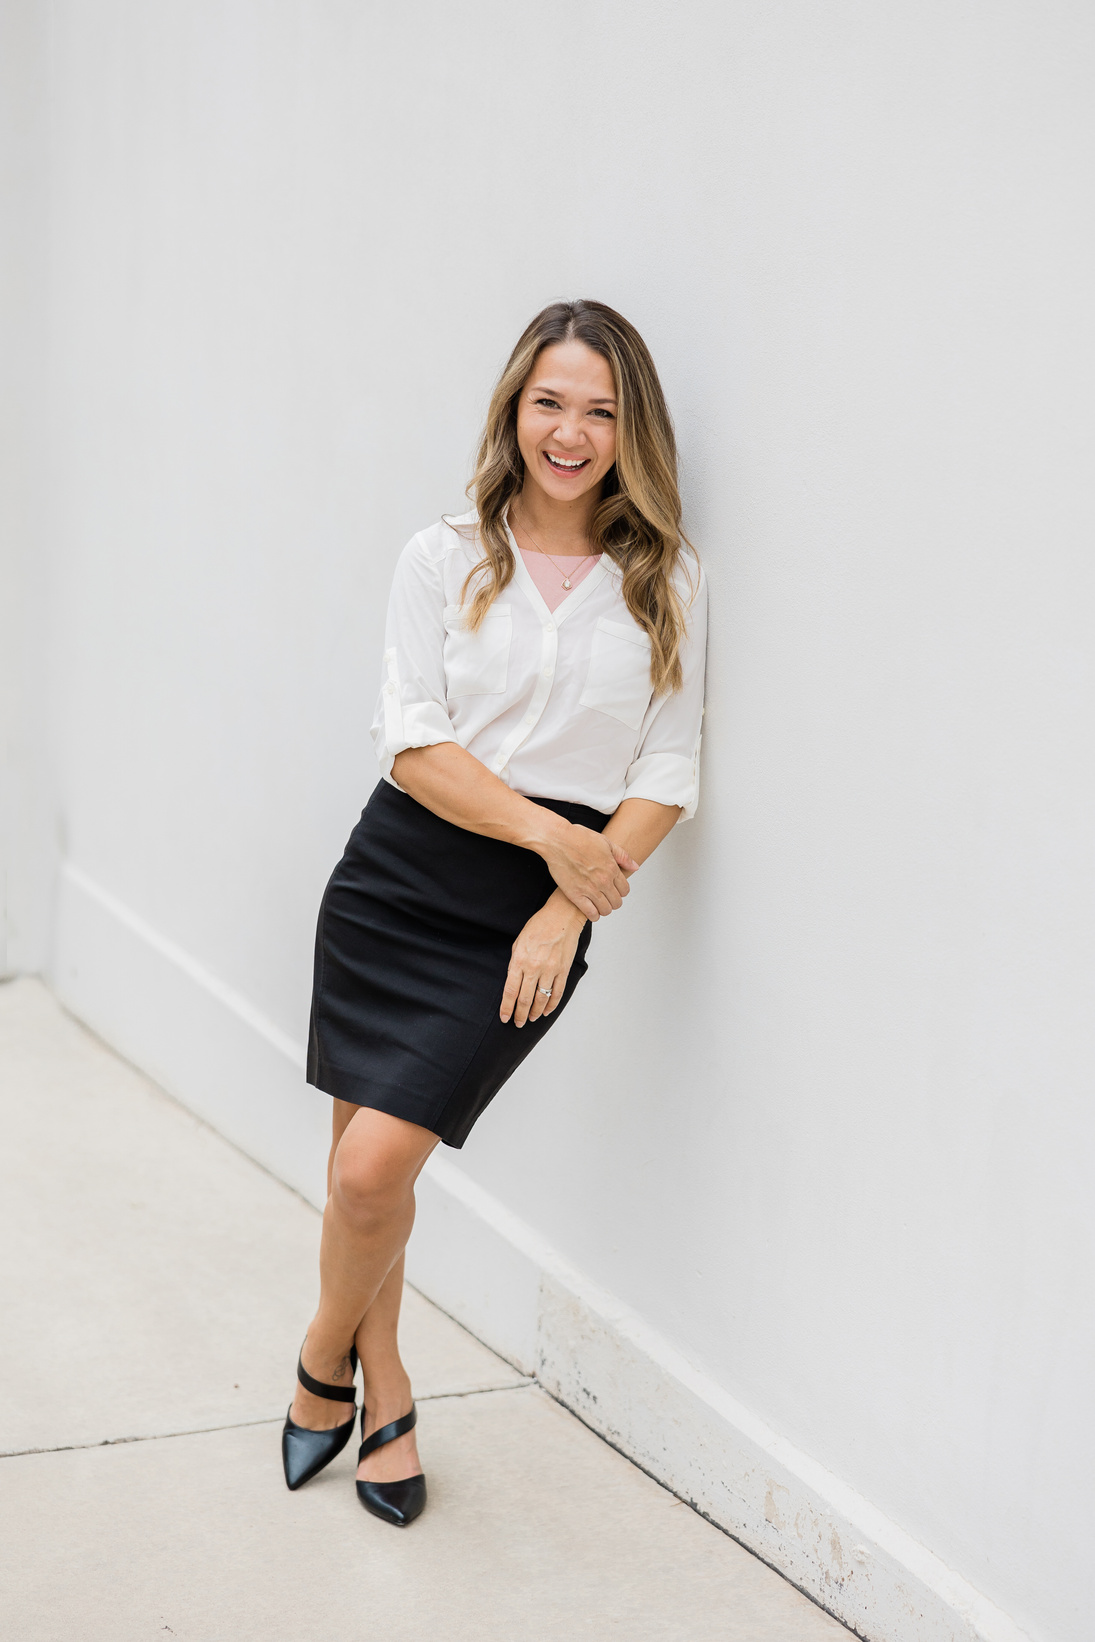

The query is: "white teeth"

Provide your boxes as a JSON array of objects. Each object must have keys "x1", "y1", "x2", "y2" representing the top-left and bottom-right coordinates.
[{"x1": 547, "y1": 455, "x2": 586, "y2": 468}]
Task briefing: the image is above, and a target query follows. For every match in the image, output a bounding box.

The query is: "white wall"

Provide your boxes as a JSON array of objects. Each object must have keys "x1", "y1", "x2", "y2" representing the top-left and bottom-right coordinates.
[
  {"x1": 0, "y1": 0, "x2": 52, "y2": 974},
  {"x1": 25, "y1": 4, "x2": 1095, "y2": 1640}
]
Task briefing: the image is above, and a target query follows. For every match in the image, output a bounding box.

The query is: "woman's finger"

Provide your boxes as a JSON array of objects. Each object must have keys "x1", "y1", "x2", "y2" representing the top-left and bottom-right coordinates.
[
  {"x1": 513, "y1": 969, "x2": 540, "y2": 1029},
  {"x1": 526, "y1": 976, "x2": 546, "y2": 1023},
  {"x1": 500, "y1": 962, "x2": 523, "y2": 1023},
  {"x1": 542, "y1": 969, "x2": 565, "y2": 1016},
  {"x1": 525, "y1": 965, "x2": 558, "y2": 1018}
]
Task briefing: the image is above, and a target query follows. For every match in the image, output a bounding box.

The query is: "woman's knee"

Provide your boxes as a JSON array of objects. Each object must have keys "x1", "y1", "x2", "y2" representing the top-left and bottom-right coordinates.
[
  {"x1": 329, "y1": 1106, "x2": 435, "y2": 1229},
  {"x1": 331, "y1": 1147, "x2": 411, "y2": 1230}
]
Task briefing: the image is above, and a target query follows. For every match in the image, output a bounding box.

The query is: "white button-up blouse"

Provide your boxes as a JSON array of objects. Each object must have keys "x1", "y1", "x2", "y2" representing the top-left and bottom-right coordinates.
[{"x1": 371, "y1": 511, "x2": 708, "y2": 820}]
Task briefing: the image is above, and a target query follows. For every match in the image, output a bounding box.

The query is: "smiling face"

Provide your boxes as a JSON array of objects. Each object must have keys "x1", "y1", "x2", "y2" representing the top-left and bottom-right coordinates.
[{"x1": 515, "y1": 341, "x2": 618, "y2": 508}]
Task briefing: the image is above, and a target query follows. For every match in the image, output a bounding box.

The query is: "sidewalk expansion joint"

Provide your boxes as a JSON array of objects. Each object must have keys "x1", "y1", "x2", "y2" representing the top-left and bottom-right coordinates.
[
  {"x1": 0, "y1": 1378, "x2": 536, "y2": 1461},
  {"x1": 1, "y1": 1415, "x2": 286, "y2": 1459}
]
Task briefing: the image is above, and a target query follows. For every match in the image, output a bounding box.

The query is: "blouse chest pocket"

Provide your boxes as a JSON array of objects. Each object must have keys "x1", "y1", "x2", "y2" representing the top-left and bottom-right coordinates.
[
  {"x1": 443, "y1": 604, "x2": 512, "y2": 697},
  {"x1": 579, "y1": 617, "x2": 654, "y2": 731}
]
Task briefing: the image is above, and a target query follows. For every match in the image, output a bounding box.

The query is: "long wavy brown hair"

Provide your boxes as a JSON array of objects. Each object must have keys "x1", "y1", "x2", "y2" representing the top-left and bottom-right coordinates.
[{"x1": 459, "y1": 299, "x2": 697, "y2": 694}]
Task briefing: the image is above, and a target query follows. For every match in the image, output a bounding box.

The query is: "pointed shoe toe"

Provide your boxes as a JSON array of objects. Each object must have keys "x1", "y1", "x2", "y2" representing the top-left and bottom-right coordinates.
[
  {"x1": 354, "y1": 1403, "x2": 426, "y2": 1525},
  {"x1": 356, "y1": 1474, "x2": 427, "y2": 1526},
  {"x1": 282, "y1": 1407, "x2": 357, "y2": 1490},
  {"x1": 281, "y1": 1342, "x2": 359, "y2": 1490}
]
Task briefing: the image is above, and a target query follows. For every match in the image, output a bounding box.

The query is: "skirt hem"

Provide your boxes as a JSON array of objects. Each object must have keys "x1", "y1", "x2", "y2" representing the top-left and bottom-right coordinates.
[{"x1": 307, "y1": 1057, "x2": 465, "y2": 1148}]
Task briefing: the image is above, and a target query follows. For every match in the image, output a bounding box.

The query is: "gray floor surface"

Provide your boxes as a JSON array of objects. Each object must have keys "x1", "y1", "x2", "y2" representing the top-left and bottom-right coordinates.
[{"x1": 0, "y1": 977, "x2": 849, "y2": 1641}]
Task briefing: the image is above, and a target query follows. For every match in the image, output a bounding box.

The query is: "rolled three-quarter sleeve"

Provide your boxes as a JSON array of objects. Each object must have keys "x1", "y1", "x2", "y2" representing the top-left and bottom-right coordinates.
[
  {"x1": 622, "y1": 565, "x2": 708, "y2": 821},
  {"x1": 370, "y1": 534, "x2": 461, "y2": 786}
]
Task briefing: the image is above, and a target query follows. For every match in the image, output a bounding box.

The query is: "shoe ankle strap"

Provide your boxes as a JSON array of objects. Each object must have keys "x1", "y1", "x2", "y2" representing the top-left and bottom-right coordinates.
[
  {"x1": 296, "y1": 1343, "x2": 358, "y2": 1404},
  {"x1": 358, "y1": 1403, "x2": 417, "y2": 1462}
]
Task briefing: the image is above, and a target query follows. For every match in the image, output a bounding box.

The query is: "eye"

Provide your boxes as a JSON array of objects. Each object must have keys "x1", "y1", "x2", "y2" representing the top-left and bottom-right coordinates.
[
  {"x1": 590, "y1": 408, "x2": 615, "y2": 419},
  {"x1": 534, "y1": 396, "x2": 561, "y2": 410}
]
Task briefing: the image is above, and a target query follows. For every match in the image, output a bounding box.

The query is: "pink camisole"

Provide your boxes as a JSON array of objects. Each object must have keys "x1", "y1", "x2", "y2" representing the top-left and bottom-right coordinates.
[{"x1": 518, "y1": 548, "x2": 602, "y2": 614}]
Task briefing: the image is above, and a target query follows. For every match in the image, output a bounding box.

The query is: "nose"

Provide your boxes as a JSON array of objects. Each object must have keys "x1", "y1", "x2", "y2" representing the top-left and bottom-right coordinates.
[{"x1": 550, "y1": 410, "x2": 587, "y2": 449}]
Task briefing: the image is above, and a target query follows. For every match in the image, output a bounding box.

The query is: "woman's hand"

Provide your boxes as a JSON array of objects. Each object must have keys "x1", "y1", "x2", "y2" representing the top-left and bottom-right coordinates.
[
  {"x1": 391, "y1": 745, "x2": 640, "y2": 917},
  {"x1": 540, "y1": 823, "x2": 639, "y2": 921},
  {"x1": 501, "y1": 891, "x2": 588, "y2": 1028}
]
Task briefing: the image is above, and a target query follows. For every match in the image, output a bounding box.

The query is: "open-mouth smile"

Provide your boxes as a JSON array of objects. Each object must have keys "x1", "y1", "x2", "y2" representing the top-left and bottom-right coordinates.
[{"x1": 544, "y1": 452, "x2": 591, "y2": 474}]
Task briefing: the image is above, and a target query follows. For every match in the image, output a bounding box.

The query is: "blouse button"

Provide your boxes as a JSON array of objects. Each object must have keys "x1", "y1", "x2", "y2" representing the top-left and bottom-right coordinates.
[
  {"x1": 545, "y1": 621, "x2": 554, "y2": 633},
  {"x1": 384, "y1": 683, "x2": 395, "y2": 695}
]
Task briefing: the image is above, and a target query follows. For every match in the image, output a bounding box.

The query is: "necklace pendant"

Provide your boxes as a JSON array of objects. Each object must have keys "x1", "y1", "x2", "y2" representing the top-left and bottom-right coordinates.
[{"x1": 563, "y1": 577, "x2": 572, "y2": 589}]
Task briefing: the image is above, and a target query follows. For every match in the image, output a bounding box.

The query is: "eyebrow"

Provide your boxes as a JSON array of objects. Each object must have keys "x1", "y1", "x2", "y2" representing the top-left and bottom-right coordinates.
[{"x1": 527, "y1": 382, "x2": 617, "y2": 405}]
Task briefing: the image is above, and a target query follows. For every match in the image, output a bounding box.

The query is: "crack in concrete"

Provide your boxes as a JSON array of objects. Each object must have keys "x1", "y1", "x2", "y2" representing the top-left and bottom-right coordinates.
[{"x1": 0, "y1": 1378, "x2": 536, "y2": 1460}]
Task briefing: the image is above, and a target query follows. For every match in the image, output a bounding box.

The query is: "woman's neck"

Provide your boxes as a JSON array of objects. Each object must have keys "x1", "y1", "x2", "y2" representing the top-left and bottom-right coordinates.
[{"x1": 510, "y1": 483, "x2": 600, "y2": 555}]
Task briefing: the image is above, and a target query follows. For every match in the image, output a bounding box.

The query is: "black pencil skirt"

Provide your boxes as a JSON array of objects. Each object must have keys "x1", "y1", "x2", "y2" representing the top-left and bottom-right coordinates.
[{"x1": 306, "y1": 781, "x2": 608, "y2": 1148}]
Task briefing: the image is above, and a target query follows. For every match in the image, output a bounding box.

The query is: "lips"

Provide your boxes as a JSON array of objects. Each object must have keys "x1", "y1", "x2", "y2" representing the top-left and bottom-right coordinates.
[{"x1": 544, "y1": 452, "x2": 591, "y2": 473}]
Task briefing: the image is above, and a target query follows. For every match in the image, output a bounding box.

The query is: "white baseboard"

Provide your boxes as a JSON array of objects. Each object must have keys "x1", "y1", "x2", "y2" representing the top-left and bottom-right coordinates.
[
  {"x1": 52, "y1": 860, "x2": 1028, "y2": 1642},
  {"x1": 409, "y1": 1157, "x2": 1029, "y2": 1642},
  {"x1": 51, "y1": 861, "x2": 331, "y2": 1209}
]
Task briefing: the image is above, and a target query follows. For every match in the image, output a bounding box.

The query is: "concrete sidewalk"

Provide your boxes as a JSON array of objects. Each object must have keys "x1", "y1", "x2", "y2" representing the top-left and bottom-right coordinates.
[{"x1": 0, "y1": 978, "x2": 850, "y2": 1642}]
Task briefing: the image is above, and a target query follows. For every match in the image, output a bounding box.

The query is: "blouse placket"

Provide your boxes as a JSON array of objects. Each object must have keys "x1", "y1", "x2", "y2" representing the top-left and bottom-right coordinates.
[{"x1": 489, "y1": 530, "x2": 609, "y2": 781}]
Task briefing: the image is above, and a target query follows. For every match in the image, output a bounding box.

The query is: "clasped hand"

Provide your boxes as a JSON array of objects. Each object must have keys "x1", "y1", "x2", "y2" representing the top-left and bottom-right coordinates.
[
  {"x1": 500, "y1": 823, "x2": 640, "y2": 1029},
  {"x1": 543, "y1": 822, "x2": 639, "y2": 921}
]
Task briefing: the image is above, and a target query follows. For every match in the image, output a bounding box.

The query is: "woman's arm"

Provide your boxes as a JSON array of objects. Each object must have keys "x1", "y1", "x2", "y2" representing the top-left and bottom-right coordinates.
[
  {"x1": 391, "y1": 743, "x2": 639, "y2": 922},
  {"x1": 601, "y1": 795, "x2": 683, "y2": 871},
  {"x1": 500, "y1": 797, "x2": 682, "y2": 1027},
  {"x1": 498, "y1": 564, "x2": 705, "y2": 1029}
]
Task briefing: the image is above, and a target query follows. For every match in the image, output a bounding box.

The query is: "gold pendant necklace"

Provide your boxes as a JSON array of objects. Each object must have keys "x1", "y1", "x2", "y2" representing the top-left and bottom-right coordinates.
[{"x1": 515, "y1": 515, "x2": 596, "y2": 590}]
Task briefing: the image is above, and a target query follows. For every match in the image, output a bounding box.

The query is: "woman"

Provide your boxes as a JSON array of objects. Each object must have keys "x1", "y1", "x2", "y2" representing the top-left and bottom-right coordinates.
[{"x1": 282, "y1": 299, "x2": 707, "y2": 1525}]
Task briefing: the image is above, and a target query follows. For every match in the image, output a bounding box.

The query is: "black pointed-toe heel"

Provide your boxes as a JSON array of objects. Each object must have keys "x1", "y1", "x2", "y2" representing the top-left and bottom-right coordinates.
[
  {"x1": 281, "y1": 1344, "x2": 359, "y2": 1491},
  {"x1": 355, "y1": 1403, "x2": 427, "y2": 1526}
]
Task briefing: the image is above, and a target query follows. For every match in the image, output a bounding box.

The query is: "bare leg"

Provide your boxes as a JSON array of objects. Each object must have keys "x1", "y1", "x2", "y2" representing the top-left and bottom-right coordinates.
[
  {"x1": 288, "y1": 1100, "x2": 438, "y2": 1490},
  {"x1": 354, "y1": 1250, "x2": 420, "y2": 1482}
]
